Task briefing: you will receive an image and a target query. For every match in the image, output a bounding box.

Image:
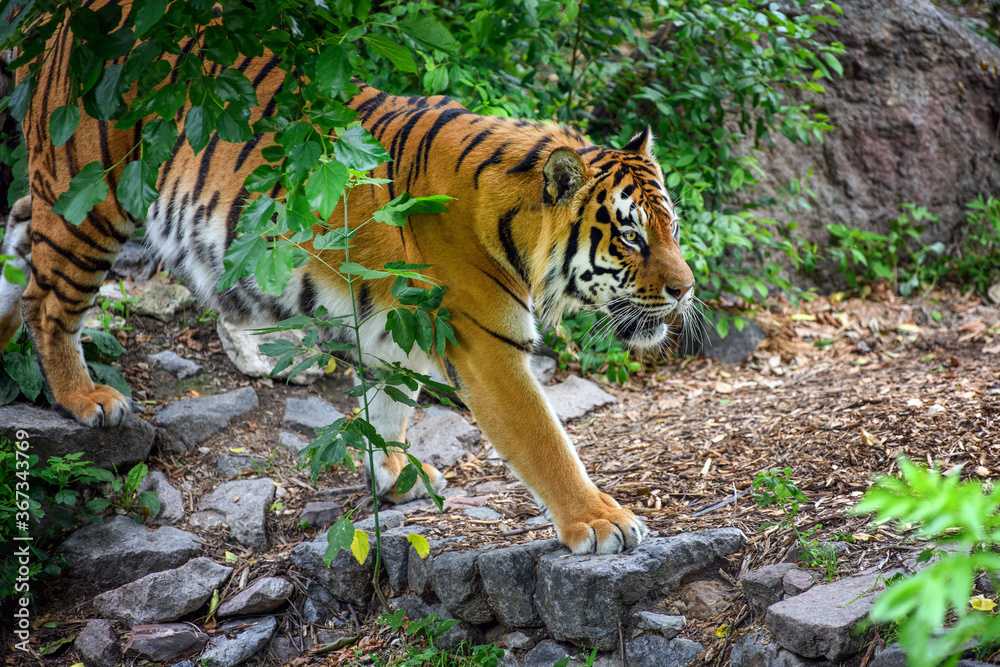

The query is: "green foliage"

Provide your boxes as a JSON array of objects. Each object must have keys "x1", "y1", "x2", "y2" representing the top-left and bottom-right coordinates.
[
  {"x1": 0, "y1": 445, "x2": 109, "y2": 602},
  {"x1": 852, "y1": 458, "x2": 1000, "y2": 667},
  {"x1": 84, "y1": 461, "x2": 160, "y2": 523},
  {"x1": 826, "y1": 198, "x2": 1000, "y2": 298},
  {"x1": 376, "y1": 610, "x2": 505, "y2": 667},
  {"x1": 543, "y1": 311, "x2": 641, "y2": 384},
  {"x1": 752, "y1": 467, "x2": 838, "y2": 579},
  {"x1": 1, "y1": 325, "x2": 129, "y2": 405}
]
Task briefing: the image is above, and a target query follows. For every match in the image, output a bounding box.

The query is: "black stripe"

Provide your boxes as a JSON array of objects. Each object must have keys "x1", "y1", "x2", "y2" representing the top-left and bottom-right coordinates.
[
  {"x1": 497, "y1": 207, "x2": 527, "y2": 284},
  {"x1": 299, "y1": 273, "x2": 317, "y2": 314},
  {"x1": 474, "y1": 143, "x2": 507, "y2": 188},
  {"x1": 31, "y1": 231, "x2": 112, "y2": 272},
  {"x1": 463, "y1": 313, "x2": 533, "y2": 353},
  {"x1": 357, "y1": 283, "x2": 373, "y2": 321},
  {"x1": 194, "y1": 134, "x2": 221, "y2": 200},
  {"x1": 477, "y1": 267, "x2": 530, "y2": 312},
  {"x1": 443, "y1": 358, "x2": 461, "y2": 388},
  {"x1": 417, "y1": 108, "x2": 468, "y2": 177},
  {"x1": 454, "y1": 128, "x2": 491, "y2": 172},
  {"x1": 505, "y1": 136, "x2": 552, "y2": 174},
  {"x1": 562, "y1": 217, "x2": 582, "y2": 277}
]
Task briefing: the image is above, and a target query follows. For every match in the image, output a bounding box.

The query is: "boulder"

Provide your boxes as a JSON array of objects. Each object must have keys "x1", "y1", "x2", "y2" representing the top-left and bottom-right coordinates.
[
  {"x1": 217, "y1": 577, "x2": 294, "y2": 618},
  {"x1": 633, "y1": 611, "x2": 685, "y2": 639},
  {"x1": 431, "y1": 550, "x2": 493, "y2": 624},
  {"x1": 299, "y1": 502, "x2": 342, "y2": 528},
  {"x1": 281, "y1": 397, "x2": 345, "y2": 437},
  {"x1": 149, "y1": 350, "x2": 201, "y2": 380},
  {"x1": 529, "y1": 354, "x2": 557, "y2": 384},
  {"x1": 543, "y1": 375, "x2": 616, "y2": 422},
  {"x1": 478, "y1": 539, "x2": 562, "y2": 627},
  {"x1": 535, "y1": 529, "x2": 745, "y2": 649},
  {"x1": 740, "y1": 563, "x2": 798, "y2": 615},
  {"x1": 277, "y1": 431, "x2": 310, "y2": 455},
  {"x1": 198, "y1": 616, "x2": 277, "y2": 667},
  {"x1": 291, "y1": 534, "x2": 374, "y2": 607},
  {"x1": 137, "y1": 470, "x2": 185, "y2": 526},
  {"x1": 214, "y1": 454, "x2": 262, "y2": 479},
  {"x1": 59, "y1": 515, "x2": 201, "y2": 589},
  {"x1": 110, "y1": 239, "x2": 156, "y2": 282},
  {"x1": 93, "y1": 557, "x2": 232, "y2": 625},
  {"x1": 302, "y1": 579, "x2": 343, "y2": 625},
  {"x1": 0, "y1": 404, "x2": 154, "y2": 471},
  {"x1": 625, "y1": 636, "x2": 703, "y2": 667},
  {"x1": 156, "y1": 387, "x2": 258, "y2": 453},
  {"x1": 197, "y1": 478, "x2": 275, "y2": 551},
  {"x1": 98, "y1": 278, "x2": 191, "y2": 321},
  {"x1": 679, "y1": 316, "x2": 765, "y2": 363},
  {"x1": 123, "y1": 624, "x2": 209, "y2": 662},
  {"x1": 74, "y1": 619, "x2": 119, "y2": 667},
  {"x1": 406, "y1": 406, "x2": 481, "y2": 468}
]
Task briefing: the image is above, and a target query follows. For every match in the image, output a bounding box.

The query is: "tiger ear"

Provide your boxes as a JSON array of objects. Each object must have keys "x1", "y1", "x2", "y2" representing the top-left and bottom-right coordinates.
[
  {"x1": 623, "y1": 125, "x2": 654, "y2": 156},
  {"x1": 543, "y1": 147, "x2": 587, "y2": 205}
]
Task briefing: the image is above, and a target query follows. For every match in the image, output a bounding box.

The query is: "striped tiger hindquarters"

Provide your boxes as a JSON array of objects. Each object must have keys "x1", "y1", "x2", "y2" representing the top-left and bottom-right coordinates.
[{"x1": 14, "y1": 8, "x2": 696, "y2": 554}]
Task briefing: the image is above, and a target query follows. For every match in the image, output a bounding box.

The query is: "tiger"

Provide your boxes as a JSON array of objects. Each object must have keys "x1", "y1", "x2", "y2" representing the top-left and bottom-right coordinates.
[{"x1": 0, "y1": 4, "x2": 695, "y2": 554}]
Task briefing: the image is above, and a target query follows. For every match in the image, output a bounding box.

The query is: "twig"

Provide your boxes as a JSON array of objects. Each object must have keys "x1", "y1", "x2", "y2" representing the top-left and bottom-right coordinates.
[{"x1": 502, "y1": 524, "x2": 551, "y2": 537}]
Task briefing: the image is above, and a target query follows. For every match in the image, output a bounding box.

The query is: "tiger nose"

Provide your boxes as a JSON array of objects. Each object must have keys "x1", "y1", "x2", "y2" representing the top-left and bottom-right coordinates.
[{"x1": 666, "y1": 284, "x2": 693, "y2": 300}]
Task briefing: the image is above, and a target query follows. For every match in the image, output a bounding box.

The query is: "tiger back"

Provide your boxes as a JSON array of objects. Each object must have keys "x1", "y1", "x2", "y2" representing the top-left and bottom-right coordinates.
[{"x1": 4, "y1": 2, "x2": 695, "y2": 554}]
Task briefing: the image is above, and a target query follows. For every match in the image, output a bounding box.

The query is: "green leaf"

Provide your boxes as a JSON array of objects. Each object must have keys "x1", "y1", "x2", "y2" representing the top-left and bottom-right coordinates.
[
  {"x1": 184, "y1": 106, "x2": 213, "y2": 155},
  {"x1": 315, "y1": 44, "x2": 352, "y2": 97},
  {"x1": 142, "y1": 118, "x2": 178, "y2": 165},
  {"x1": 149, "y1": 82, "x2": 187, "y2": 120},
  {"x1": 414, "y1": 309, "x2": 434, "y2": 354},
  {"x1": 399, "y1": 17, "x2": 456, "y2": 52},
  {"x1": 285, "y1": 140, "x2": 322, "y2": 188},
  {"x1": 284, "y1": 192, "x2": 317, "y2": 232},
  {"x1": 244, "y1": 165, "x2": 282, "y2": 193},
  {"x1": 137, "y1": 490, "x2": 161, "y2": 519},
  {"x1": 565, "y1": 0, "x2": 579, "y2": 23},
  {"x1": 394, "y1": 462, "x2": 419, "y2": 494},
  {"x1": 93, "y1": 64, "x2": 126, "y2": 119},
  {"x1": 3, "y1": 262, "x2": 26, "y2": 285},
  {"x1": 362, "y1": 34, "x2": 417, "y2": 73},
  {"x1": 386, "y1": 308, "x2": 416, "y2": 354},
  {"x1": 255, "y1": 242, "x2": 295, "y2": 296},
  {"x1": 52, "y1": 161, "x2": 109, "y2": 225},
  {"x1": 334, "y1": 126, "x2": 390, "y2": 172},
  {"x1": 49, "y1": 105, "x2": 80, "y2": 148},
  {"x1": 823, "y1": 52, "x2": 843, "y2": 77},
  {"x1": 350, "y1": 529, "x2": 370, "y2": 565},
  {"x1": 215, "y1": 69, "x2": 258, "y2": 106},
  {"x1": 324, "y1": 517, "x2": 355, "y2": 564},
  {"x1": 305, "y1": 160, "x2": 349, "y2": 220},
  {"x1": 134, "y1": 0, "x2": 168, "y2": 36},
  {"x1": 217, "y1": 233, "x2": 267, "y2": 292},
  {"x1": 82, "y1": 329, "x2": 126, "y2": 357},
  {"x1": 8, "y1": 79, "x2": 30, "y2": 122},
  {"x1": 87, "y1": 362, "x2": 131, "y2": 398},
  {"x1": 374, "y1": 193, "x2": 452, "y2": 227},
  {"x1": 117, "y1": 159, "x2": 159, "y2": 218},
  {"x1": 204, "y1": 25, "x2": 237, "y2": 66},
  {"x1": 384, "y1": 385, "x2": 421, "y2": 408},
  {"x1": 216, "y1": 104, "x2": 253, "y2": 143},
  {"x1": 3, "y1": 351, "x2": 44, "y2": 401},
  {"x1": 236, "y1": 196, "x2": 277, "y2": 234},
  {"x1": 126, "y1": 462, "x2": 147, "y2": 492}
]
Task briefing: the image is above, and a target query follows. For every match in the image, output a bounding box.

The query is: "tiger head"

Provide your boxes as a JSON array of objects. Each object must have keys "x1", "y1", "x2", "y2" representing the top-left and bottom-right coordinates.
[{"x1": 536, "y1": 126, "x2": 695, "y2": 352}]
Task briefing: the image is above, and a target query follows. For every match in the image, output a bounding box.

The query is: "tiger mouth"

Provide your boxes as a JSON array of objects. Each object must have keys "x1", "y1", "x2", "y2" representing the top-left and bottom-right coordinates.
[{"x1": 607, "y1": 301, "x2": 666, "y2": 343}]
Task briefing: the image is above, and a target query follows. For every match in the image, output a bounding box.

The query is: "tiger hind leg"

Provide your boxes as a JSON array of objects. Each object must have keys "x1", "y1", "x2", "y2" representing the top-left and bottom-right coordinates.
[
  {"x1": 0, "y1": 197, "x2": 32, "y2": 351},
  {"x1": 20, "y1": 200, "x2": 137, "y2": 426}
]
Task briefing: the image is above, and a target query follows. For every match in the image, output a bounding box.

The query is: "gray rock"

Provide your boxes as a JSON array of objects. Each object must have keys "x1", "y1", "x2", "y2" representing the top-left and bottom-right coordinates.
[
  {"x1": 299, "y1": 501, "x2": 342, "y2": 528},
  {"x1": 741, "y1": 563, "x2": 798, "y2": 614},
  {"x1": 406, "y1": 406, "x2": 481, "y2": 468},
  {"x1": 0, "y1": 404, "x2": 154, "y2": 472},
  {"x1": 217, "y1": 577, "x2": 294, "y2": 618},
  {"x1": 59, "y1": 515, "x2": 201, "y2": 589},
  {"x1": 506, "y1": 631, "x2": 534, "y2": 651},
  {"x1": 523, "y1": 640, "x2": 582, "y2": 667},
  {"x1": 189, "y1": 511, "x2": 227, "y2": 531},
  {"x1": 766, "y1": 569, "x2": 890, "y2": 661},
  {"x1": 111, "y1": 239, "x2": 156, "y2": 281},
  {"x1": 634, "y1": 611, "x2": 685, "y2": 639},
  {"x1": 353, "y1": 509, "x2": 405, "y2": 532},
  {"x1": 74, "y1": 619, "x2": 119, "y2": 667},
  {"x1": 302, "y1": 580, "x2": 343, "y2": 625},
  {"x1": 425, "y1": 603, "x2": 471, "y2": 651},
  {"x1": 407, "y1": 538, "x2": 448, "y2": 595},
  {"x1": 291, "y1": 534, "x2": 373, "y2": 606},
  {"x1": 278, "y1": 431, "x2": 310, "y2": 455},
  {"x1": 149, "y1": 350, "x2": 201, "y2": 379},
  {"x1": 390, "y1": 594, "x2": 432, "y2": 621},
  {"x1": 123, "y1": 623, "x2": 208, "y2": 662},
  {"x1": 136, "y1": 470, "x2": 185, "y2": 526},
  {"x1": 169, "y1": 662, "x2": 194, "y2": 667},
  {"x1": 93, "y1": 557, "x2": 232, "y2": 625},
  {"x1": 215, "y1": 454, "x2": 261, "y2": 479},
  {"x1": 198, "y1": 478, "x2": 275, "y2": 551},
  {"x1": 530, "y1": 354, "x2": 557, "y2": 384},
  {"x1": 282, "y1": 396, "x2": 345, "y2": 436},
  {"x1": 479, "y1": 539, "x2": 562, "y2": 627},
  {"x1": 217, "y1": 319, "x2": 324, "y2": 385},
  {"x1": 463, "y1": 507, "x2": 502, "y2": 521},
  {"x1": 543, "y1": 375, "x2": 616, "y2": 422},
  {"x1": 382, "y1": 526, "x2": 426, "y2": 593},
  {"x1": 679, "y1": 316, "x2": 764, "y2": 363},
  {"x1": 783, "y1": 568, "x2": 817, "y2": 597},
  {"x1": 431, "y1": 550, "x2": 493, "y2": 624},
  {"x1": 99, "y1": 279, "x2": 191, "y2": 321},
  {"x1": 625, "y1": 636, "x2": 703, "y2": 667},
  {"x1": 536, "y1": 529, "x2": 746, "y2": 649},
  {"x1": 199, "y1": 616, "x2": 277, "y2": 667},
  {"x1": 730, "y1": 629, "x2": 838, "y2": 667},
  {"x1": 869, "y1": 643, "x2": 994, "y2": 667},
  {"x1": 156, "y1": 387, "x2": 259, "y2": 453},
  {"x1": 268, "y1": 636, "x2": 302, "y2": 663}
]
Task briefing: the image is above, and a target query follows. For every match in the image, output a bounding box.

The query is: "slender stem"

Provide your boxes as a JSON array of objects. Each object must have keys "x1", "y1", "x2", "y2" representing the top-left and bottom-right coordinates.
[{"x1": 341, "y1": 192, "x2": 388, "y2": 610}]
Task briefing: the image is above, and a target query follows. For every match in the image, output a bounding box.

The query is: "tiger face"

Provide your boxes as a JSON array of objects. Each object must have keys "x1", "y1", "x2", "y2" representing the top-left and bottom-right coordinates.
[{"x1": 538, "y1": 127, "x2": 695, "y2": 352}]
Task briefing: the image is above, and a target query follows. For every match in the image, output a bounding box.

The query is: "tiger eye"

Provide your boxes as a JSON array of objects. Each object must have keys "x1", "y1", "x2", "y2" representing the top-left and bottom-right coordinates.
[{"x1": 623, "y1": 230, "x2": 638, "y2": 243}]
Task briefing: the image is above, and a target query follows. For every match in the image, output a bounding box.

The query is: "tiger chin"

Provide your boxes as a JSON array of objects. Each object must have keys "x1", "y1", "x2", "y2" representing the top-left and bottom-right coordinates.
[{"x1": 2, "y1": 14, "x2": 696, "y2": 557}]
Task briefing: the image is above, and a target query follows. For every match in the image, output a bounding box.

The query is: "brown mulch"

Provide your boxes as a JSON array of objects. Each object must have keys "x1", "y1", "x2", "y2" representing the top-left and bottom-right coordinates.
[{"x1": 7, "y1": 284, "x2": 1000, "y2": 666}]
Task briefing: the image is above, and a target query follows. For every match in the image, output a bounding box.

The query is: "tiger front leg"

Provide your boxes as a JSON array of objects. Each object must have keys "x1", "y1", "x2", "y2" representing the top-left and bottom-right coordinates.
[
  {"x1": 450, "y1": 345, "x2": 648, "y2": 554},
  {"x1": 19, "y1": 204, "x2": 136, "y2": 427}
]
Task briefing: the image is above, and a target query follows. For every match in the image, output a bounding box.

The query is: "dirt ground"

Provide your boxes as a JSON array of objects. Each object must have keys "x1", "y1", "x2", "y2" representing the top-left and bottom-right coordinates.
[{"x1": 6, "y1": 283, "x2": 1000, "y2": 666}]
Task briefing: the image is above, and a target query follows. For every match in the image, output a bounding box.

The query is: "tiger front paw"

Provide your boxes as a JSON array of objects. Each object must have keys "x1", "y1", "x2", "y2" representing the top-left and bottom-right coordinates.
[
  {"x1": 553, "y1": 492, "x2": 649, "y2": 554},
  {"x1": 57, "y1": 385, "x2": 137, "y2": 427}
]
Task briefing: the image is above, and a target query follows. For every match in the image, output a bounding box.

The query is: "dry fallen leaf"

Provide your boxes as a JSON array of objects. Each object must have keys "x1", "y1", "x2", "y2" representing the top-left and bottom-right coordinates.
[
  {"x1": 860, "y1": 429, "x2": 877, "y2": 447},
  {"x1": 906, "y1": 398, "x2": 924, "y2": 407},
  {"x1": 715, "y1": 382, "x2": 733, "y2": 394}
]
